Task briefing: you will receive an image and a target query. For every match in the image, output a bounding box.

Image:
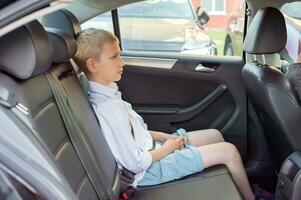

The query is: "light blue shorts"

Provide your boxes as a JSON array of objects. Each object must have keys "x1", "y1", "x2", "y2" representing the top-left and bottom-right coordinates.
[{"x1": 137, "y1": 132, "x2": 204, "y2": 186}]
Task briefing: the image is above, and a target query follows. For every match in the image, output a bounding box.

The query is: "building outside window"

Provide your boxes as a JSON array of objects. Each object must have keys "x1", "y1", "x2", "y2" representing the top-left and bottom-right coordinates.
[{"x1": 202, "y1": 0, "x2": 226, "y2": 15}]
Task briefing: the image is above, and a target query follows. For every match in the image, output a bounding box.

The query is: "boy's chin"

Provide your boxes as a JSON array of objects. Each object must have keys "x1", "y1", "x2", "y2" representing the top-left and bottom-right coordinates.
[{"x1": 114, "y1": 76, "x2": 122, "y2": 82}]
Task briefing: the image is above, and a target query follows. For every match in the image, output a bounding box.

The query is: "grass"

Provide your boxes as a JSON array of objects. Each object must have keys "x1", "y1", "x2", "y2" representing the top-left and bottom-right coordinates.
[{"x1": 207, "y1": 29, "x2": 227, "y2": 56}]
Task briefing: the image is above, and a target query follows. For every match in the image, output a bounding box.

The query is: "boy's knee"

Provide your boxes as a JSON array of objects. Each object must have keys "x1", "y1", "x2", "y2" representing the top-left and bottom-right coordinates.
[
  {"x1": 209, "y1": 129, "x2": 225, "y2": 142},
  {"x1": 223, "y1": 142, "x2": 240, "y2": 162}
]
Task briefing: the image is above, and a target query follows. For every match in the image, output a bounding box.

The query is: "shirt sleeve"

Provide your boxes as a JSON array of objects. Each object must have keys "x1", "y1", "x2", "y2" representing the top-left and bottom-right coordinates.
[{"x1": 93, "y1": 103, "x2": 152, "y2": 174}]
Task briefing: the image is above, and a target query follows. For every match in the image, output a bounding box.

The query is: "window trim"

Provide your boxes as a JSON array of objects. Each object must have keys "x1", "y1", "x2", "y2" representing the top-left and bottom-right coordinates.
[
  {"x1": 111, "y1": 9, "x2": 122, "y2": 50},
  {"x1": 121, "y1": 50, "x2": 244, "y2": 63}
]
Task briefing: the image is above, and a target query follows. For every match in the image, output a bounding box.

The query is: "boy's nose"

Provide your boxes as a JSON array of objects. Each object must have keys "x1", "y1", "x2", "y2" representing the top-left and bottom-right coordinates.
[{"x1": 119, "y1": 57, "x2": 125, "y2": 67}]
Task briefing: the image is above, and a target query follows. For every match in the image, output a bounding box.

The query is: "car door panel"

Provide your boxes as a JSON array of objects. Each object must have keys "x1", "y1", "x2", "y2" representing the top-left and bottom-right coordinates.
[{"x1": 118, "y1": 57, "x2": 247, "y2": 158}]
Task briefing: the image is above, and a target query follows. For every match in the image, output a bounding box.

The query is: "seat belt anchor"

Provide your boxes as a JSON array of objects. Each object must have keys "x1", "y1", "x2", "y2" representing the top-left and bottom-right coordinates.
[{"x1": 120, "y1": 192, "x2": 129, "y2": 200}]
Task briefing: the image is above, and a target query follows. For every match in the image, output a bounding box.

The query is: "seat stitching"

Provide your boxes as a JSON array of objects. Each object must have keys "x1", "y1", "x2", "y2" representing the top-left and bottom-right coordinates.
[
  {"x1": 32, "y1": 98, "x2": 54, "y2": 118},
  {"x1": 54, "y1": 137, "x2": 69, "y2": 158},
  {"x1": 75, "y1": 173, "x2": 87, "y2": 194}
]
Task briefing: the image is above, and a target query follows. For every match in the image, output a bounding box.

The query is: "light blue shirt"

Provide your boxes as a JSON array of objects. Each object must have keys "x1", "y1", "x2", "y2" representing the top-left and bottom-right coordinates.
[{"x1": 88, "y1": 81, "x2": 153, "y2": 187}]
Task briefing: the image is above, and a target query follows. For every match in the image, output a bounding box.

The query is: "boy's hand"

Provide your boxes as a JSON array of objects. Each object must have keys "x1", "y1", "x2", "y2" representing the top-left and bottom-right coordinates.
[
  {"x1": 162, "y1": 136, "x2": 185, "y2": 154},
  {"x1": 150, "y1": 136, "x2": 185, "y2": 163},
  {"x1": 167, "y1": 134, "x2": 187, "y2": 145},
  {"x1": 149, "y1": 130, "x2": 177, "y2": 142}
]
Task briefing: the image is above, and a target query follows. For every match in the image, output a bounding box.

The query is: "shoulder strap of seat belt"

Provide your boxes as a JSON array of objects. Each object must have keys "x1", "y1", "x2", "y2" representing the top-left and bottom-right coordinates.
[
  {"x1": 88, "y1": 84, "x2": 137, "y2": 193},
  {"x1": 45, "y1": 72, "x2": 114, "y2": 200}
]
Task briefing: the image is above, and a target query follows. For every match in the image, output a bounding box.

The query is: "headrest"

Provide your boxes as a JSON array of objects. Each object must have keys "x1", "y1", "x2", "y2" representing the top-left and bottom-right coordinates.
[
  {"x1": 46, "y1": 28, "x2": 77, "y2": 64},
  {"x1": 243, "y1": 7, "x2": 287, "y2": 54},
  {"x1": 42, "y1": 9, "x2": 81, "y2": 38},
  {"x1": 0, "y1": 20, "x2": 52, "y2": 80}
]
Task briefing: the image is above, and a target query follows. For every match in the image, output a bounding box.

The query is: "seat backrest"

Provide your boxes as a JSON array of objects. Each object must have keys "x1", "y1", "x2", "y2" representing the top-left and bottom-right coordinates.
[
  {"x1": 43, "y1": 10, "x2": 120, "y2": 196},
  {"x1": 242, "y1": 7, "x2": 301, "y2": 168},
  {"x1": 0, "y1": 20, "x2": 120, "y2": 200},
  {"x1": 46, "y1": 27, "x2": 120, "y2": 198}
]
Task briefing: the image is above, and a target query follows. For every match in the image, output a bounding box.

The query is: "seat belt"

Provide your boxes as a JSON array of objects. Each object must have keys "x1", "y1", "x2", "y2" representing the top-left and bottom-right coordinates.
[
  {"x1": 45, "y1": 72, "x2": 114, "y2": 200},
  {"x1": 88, "y1": 88, "x2": 137, "y2": 195}
]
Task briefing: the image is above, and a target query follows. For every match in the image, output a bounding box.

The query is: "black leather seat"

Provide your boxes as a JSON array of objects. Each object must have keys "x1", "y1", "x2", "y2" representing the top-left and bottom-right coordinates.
[
  {"x1": 242, "y1": 7, "x2": 301, "y2": 169},
  {"x1": 0, "y1": 18, "x2": 242, "y2": 200}
]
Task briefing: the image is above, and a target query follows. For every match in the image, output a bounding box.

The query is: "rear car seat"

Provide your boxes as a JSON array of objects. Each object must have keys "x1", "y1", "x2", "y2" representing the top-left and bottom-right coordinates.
[{"x1": 0, "y1": 19, "x2": 242, "y2": 199}]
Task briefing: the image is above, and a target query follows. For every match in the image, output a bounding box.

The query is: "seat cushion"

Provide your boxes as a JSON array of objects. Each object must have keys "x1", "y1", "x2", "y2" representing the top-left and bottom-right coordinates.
[{"x1": 134, "y1": 165, "x2": 242, "y2": 200}]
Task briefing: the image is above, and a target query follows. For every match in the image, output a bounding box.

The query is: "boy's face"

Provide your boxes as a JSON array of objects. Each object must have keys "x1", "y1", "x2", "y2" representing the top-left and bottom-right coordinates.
[{"x1": 89, "y1": 41, "x2": 125, "y2": 85}]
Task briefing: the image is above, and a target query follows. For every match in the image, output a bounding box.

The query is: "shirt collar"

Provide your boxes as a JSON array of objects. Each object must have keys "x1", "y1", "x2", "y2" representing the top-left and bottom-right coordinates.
[{"x1": 88, "y1": 81, "x2": 119, "y2": 98}]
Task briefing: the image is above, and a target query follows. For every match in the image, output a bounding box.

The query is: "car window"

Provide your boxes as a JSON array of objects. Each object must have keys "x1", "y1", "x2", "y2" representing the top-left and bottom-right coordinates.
[
  {"x1": 81, "y1": 11, "x2": 113, "y2": 33},
  {"x1": 118, "y1": 0, "x2": 194, "y2": 19},
  {"x1": 280, "y1": 2, "x2": 301, "y2": 63},
  {"x1": 281, "y1": 2, "x2": 301, "y2": 20},
  {"x1": 202, "y1": 0, "x2": 245, "y2": 57},
  {"x1": 82, "y1": 0, "x2": 246, "y2": 59}
]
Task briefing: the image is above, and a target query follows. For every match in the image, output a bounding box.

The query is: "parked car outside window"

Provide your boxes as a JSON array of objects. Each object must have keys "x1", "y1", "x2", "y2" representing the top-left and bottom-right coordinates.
[
  {"x1": 223, "y1": 1, "x2": 301, "y2": 64},
  {"x1": 82, "y1": 0, "x2": 217, "y2": 55}
]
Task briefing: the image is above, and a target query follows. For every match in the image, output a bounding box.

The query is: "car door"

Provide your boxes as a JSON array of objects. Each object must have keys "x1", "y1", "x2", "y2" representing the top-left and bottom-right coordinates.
[{"x1": 120, "y1": 54, "x2": 248, "y2": 158}]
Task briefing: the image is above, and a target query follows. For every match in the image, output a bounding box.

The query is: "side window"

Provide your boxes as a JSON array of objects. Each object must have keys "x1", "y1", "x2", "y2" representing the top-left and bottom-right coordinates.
[
  {"x1": 201, "y1": 0, "x2": 245, "y2": 57},
  {"x1": 118, "y1": 0, "x2": 245, "y2": 57},
  {"x1": 81, "y1": 11, "x2": 114, "y2": 32},
  {"x1": 280, "y1": 2, "x2": 301, "y2": 63},
  {"x1": 81, "y1": 0, "x2": 245, "y2": 58},
  {"x1": 117, "y1": 0, "x2": 198, "y2": 53}
]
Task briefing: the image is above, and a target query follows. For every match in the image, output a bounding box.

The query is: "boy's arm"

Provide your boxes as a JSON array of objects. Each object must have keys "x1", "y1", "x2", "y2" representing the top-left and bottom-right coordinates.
[
  {"x1": 149, "y1": 130, "x2": 178, "y2": 142},
  {"x1": 149, "y1": 137, "x2": 185, "y2": 163}
]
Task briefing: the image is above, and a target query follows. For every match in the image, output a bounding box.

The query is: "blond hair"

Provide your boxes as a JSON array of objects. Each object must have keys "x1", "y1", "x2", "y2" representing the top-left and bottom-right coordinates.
[{"x1": 75, "y1": 28, "x2": 118, "y2": 73}]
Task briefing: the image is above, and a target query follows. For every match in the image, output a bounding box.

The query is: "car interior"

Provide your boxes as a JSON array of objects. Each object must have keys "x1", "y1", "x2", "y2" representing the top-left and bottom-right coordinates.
[{"x1": 0, "y1": 0, "x2": 301, "y2": 200}]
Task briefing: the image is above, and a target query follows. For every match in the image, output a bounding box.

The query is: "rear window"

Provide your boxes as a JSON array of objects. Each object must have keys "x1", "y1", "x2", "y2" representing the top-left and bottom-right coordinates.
[
  {"x1": 280, "y1": 2, "x2": 301, "y2": 63},
  {"x1": 281, "y1": 2, "x2": 301, "y2": 20}
]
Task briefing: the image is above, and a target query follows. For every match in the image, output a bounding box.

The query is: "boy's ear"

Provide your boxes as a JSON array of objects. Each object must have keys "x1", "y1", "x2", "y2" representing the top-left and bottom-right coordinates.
[{"x1": 86, "y1": 58, "x2": 98, "y2": 73}]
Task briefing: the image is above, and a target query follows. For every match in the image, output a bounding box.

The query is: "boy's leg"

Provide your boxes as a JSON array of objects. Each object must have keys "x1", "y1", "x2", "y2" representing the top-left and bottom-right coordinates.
[
  {"x1": 198, "y1": 142, "x2": 255, "y2": 200},
  {"x1": 188, "y1": 129, "x2": 225, "y2": 146}
]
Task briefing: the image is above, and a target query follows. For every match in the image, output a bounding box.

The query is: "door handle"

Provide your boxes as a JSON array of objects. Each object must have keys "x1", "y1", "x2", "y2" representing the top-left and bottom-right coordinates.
[{"x1": 194, "y1": 63, "x2": 215, "y2": 73}]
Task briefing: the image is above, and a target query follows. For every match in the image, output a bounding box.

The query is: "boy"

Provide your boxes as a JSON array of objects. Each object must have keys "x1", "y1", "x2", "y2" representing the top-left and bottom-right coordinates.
[{"x1": 75, "y1": 28, "x2": 256, "y2": 200}]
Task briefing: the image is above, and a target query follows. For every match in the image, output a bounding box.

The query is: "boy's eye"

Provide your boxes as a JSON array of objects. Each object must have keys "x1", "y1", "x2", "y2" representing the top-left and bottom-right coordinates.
[{"x1": 111, "y1": 54, "x2": 120, "y2": 59}]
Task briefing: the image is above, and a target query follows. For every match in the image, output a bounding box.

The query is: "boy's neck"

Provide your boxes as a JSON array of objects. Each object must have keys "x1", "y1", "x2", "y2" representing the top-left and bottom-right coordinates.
[{"x1": 88, "y1": 75, "x2": 113, "y2": 87}]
